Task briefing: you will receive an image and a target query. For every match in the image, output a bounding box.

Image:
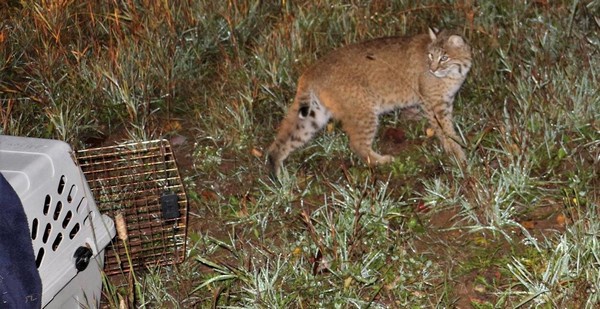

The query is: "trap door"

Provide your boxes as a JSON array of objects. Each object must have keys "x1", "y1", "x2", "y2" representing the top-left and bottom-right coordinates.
[{"x1": 76, "y1": 139, "x2": 188, "y2": 275}]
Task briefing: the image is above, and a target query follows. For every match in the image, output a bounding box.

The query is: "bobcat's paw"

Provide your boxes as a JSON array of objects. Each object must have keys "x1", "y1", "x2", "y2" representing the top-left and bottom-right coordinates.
[
  {"x1": 366, "y1": 153, "x2": 394, "y2": 166},
  {"x1": 378, "y1": 155, "x2": 394, "y2": 164}
]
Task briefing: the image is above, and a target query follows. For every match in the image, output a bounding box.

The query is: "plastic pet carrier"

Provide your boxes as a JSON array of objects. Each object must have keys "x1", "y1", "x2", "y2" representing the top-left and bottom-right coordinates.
[
  {"x1": 0, "y1": 135, "x2": 116, "y2": 308},
  {"x1": 76, "y1": 139, "x2": 188, "y2": 276}
]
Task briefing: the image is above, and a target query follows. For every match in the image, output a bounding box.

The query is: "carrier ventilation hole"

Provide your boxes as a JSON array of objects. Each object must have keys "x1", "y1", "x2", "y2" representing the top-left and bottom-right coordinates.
[
  {"x1": 52, "y1": 233, "x2": 63, "y2": 251},
  {"x1": 69, "y1": 223, "x2": 80, "y2": 239},
  {"x1": 43, "y1": 195, "x2": 51, "y2": 215},
  {"x1": 76, "y1": 197, "x2": 86, "y2": 214},
  {"x1": 57, "y1": 175, "x2": 66, "y2": 194},
  {"x1": 31, "y1": 218, "x2": 38, "y2": 240},
  {"x1": 67, "y1": 184, "x2": 76, "y2": 203},
  {"x1": 42, "y1": 223, "x2": 51, "y2": 243},
  {"x1": 83, "y1": 212, "x2": 94, "y2": 226},
  {"x1": 62, "y1": 210, "x2": 72, "y2": 228},
  {"x1": 35, "y1": 248, "x2": 44, "y2": 268},
  {"x1": 53, "y1": 201, "x2": 62, "y2": 221}
]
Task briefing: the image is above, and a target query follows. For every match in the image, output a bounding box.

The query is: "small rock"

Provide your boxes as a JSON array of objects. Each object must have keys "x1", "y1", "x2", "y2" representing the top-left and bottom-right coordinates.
[{"x1": 170, "y1": 134, "x2": 187, "y2": 146}]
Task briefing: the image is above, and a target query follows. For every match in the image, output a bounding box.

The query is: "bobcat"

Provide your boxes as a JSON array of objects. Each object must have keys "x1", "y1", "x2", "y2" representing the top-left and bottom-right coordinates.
[{"x1": 267, "y1": 28, "x2": 472, "y2": 178}]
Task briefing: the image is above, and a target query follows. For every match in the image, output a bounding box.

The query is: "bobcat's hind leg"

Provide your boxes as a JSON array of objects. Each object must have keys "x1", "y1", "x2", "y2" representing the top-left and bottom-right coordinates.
[
  {"x1": 343, "y1": 112, "x2": 393, "y2": 166},
  {"x1": 267, "y1": 90, "x2": 331, "y2": 178}
]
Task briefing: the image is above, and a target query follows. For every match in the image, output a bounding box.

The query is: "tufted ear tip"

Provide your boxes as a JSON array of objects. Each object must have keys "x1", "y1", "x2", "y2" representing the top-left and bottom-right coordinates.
[
  {"x1": 428, "y1": 27, "x2": 440, "y2": 41},
  {"x1": 448, "y1": 35, "x2": 465, "y2": 47}
]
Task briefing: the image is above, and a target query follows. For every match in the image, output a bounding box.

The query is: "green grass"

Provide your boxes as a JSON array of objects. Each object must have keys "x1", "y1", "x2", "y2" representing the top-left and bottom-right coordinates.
[{"x1": 1, "y1": 0, "x2": 599, "y2": 308}]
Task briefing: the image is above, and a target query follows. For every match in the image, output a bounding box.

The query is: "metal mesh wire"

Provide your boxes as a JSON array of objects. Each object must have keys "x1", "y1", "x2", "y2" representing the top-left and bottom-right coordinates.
[{"x1": 76, "y1": 139, "x2": 187, "y2": 275}]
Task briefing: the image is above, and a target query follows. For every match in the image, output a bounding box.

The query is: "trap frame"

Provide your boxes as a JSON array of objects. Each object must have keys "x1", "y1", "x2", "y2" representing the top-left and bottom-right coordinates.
[{"x1": 76, "y1": 139, "x2": 188, "y2": 275}]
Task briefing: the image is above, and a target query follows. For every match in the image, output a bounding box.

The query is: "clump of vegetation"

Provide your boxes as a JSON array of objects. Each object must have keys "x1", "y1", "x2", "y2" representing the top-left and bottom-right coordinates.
[{"x1": 1, "y1": 0, "x2": 598, "y2": 308}]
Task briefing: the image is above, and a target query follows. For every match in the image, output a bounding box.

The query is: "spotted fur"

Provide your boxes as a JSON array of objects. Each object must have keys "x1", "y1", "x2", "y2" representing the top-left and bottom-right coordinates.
[{"x1": 267, "y1": 28, "x2": 472, "y2": 178}]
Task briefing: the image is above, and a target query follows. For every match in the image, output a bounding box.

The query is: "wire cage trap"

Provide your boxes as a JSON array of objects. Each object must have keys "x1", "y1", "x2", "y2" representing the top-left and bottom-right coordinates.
[{"x1": 76, "y1": 139, "x2": 188, "y2": 275}]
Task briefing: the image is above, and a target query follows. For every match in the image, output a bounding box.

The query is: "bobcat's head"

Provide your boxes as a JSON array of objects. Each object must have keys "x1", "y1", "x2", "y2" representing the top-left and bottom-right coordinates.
[{"x1": 427, "y1": 28, "x2": 472, "y2": 79}]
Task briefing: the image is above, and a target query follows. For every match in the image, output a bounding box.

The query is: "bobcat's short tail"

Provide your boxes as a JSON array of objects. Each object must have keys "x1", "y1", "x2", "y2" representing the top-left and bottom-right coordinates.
[{"x1": 267, "y1": 89, "x2": 331, "y2": 179}]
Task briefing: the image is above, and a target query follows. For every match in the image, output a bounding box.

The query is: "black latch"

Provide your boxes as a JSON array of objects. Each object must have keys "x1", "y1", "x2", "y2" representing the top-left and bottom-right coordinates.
[
  {"x1": 160, "y1": 191, "x2": 180, "y2": 220},
  {"x1": 73, "y1": 246, "x2": 93, "y2": 272}
]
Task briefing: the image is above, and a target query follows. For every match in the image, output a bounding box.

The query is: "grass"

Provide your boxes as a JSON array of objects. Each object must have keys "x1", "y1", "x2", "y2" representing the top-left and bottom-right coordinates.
[{"x1": 1, "y1": 0, "x2": 599, "y2": 308}]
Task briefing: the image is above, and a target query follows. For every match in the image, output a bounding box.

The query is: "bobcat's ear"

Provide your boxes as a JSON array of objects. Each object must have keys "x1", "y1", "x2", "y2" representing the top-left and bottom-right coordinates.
[
  {"x1": 448, "y1": 35, "x2": 465, "y2": 47},
  {"x1": 428, "y1": 27, "x2": 439, "y2": 41}
]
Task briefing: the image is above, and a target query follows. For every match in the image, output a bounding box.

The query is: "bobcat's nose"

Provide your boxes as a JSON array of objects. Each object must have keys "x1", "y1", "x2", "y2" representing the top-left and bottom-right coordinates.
[{"x1": 429, "y1": 62, "x2": 439, "y2": 74}]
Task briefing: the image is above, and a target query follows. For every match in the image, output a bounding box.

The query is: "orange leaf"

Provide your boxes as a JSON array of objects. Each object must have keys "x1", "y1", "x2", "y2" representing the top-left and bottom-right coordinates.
[
  {"x1": 163, "y1": 120, "x2": 182, "y2": 131},
  {"x1": 326, "y1": 123, "x2": 335, "y2": 133},
  {"x1": 521, "y1": 220, "x2": 536, "y2": 229},
  {"x1": 426, "y1": 127, "x2": 435, "y2": 138},
  {"x1": 556, "y1": 214, "x2": 566, "y2": 227},
  {"x1": 251, "y1": 148, "x2": 263, "y2": 158}
]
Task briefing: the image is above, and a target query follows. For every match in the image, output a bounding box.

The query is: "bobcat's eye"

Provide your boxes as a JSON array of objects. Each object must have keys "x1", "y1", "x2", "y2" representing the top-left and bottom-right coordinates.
[{"x1": 440, "y1": 55, "x2": 449, "y2": 62}]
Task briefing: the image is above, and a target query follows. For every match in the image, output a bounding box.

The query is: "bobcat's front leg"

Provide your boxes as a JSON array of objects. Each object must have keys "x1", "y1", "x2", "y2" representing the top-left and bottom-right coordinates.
[{"x1": 424, "y1": 102, "x2": 466, "y2": 163}]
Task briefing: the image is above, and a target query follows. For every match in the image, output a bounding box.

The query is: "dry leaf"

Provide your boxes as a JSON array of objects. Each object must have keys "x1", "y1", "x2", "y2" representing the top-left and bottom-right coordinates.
[
  {"x1": 473, "y1": 284, "x2": 486, "y2": 294},
  {"x1": 521, "y1": 220, "x2": 536, "y2": 229},
  {"x1": 292, "y1": 247, "x2": 302, "y2": 256},
  {"x1": 474, "y1": 236, "x2": 489, "y2": 246},
  {"x1": 344, "y1": 277, "x2": 353, "y2": 289},
  {"x1": 200, "y1": 190, "x2": 218, "y2": 201},
  {"x1": 251, "y1": 147, "x2": 263, "y2": 158},
  {"x1": 556, "y1": 214, "x2": 566, "y2": 226},
  {"x1": 163, "y1": 119, "x2": 182, "y2": 131},
  {"x1": 426, "y1": 127, "x2": 435, "y2": 138},
  {"x1": 326, "y1": 123, "x2": 335, "y2": 133}
]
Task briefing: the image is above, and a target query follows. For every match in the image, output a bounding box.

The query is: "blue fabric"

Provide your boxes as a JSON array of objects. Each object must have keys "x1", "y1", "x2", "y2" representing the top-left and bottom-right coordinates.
[{"x1": 0, "y1": 173, "x2": 42, "y2": 308}]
